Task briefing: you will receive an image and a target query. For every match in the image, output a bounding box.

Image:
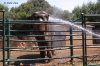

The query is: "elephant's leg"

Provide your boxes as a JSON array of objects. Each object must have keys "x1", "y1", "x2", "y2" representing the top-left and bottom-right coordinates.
[
  {"x1": 47, "y1": 50, "x2": 53, "y2": 58},
  {"x1": 38, "y1": 42, "x2": 45, "y2": 58},
  {"x1": 45, "y1": 32, "x2": 53, "y2": 58},
  {"x1": 46, "y1": 42, "x2": 53, "y2": 62},
  {"x1": 51, "y1": 41, "x2": 55, "y2": 55},
  {"x1": 47, "y1": 42, "x2": 53, "y2": 58},
  {"x1": 45, "y1": 32, "x2": 53, "y2": 62},
  {"x1": 35, "y1": 36, "x2": 46, "y2": 58},
  {"x1": 50, "y1": 32, "x2": 55, "y2": 55}
]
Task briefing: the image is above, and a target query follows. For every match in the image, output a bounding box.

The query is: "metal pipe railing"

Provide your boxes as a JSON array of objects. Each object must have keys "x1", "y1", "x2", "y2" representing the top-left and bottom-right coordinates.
[
  {"x1": 2, "y1": 10, "x2": 6, "y2": 66},
  {"x1": 0, "y1": 10, "x2": 100, "y2": 66}
]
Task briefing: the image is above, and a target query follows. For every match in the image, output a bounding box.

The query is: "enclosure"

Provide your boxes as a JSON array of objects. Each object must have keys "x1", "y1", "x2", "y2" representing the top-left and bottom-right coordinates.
[{"x1": 0, "y1": 10, "x2": 100, "y2": 66}]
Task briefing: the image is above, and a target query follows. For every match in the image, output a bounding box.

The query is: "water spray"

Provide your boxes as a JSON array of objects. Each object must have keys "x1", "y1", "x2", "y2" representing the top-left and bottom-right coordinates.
[{"x1": 49, "y1": 17, "x2": 100, "y2": 37}]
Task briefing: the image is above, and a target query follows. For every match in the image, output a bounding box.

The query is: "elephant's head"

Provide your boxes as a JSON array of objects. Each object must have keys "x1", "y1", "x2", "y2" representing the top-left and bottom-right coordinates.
[{"x1": 27, "y1": 11, "x2": 50, "y2": 21}]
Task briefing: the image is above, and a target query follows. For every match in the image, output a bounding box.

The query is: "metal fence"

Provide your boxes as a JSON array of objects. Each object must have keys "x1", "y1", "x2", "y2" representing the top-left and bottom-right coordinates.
[{"x1": 0, "y1": 10, "x2": 100, "y2": 66}]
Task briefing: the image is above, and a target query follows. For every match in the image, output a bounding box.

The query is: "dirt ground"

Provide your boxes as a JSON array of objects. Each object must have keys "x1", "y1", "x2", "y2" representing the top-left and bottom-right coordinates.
[{"x1": 0, "y1": 36, "x2": 100, "y2": 66}]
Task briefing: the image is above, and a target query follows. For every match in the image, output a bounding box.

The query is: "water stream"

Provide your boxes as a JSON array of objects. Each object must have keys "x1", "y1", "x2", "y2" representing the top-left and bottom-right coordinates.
[{"x1": 49, "y1": 17, "x2": 100, "y2": 37}]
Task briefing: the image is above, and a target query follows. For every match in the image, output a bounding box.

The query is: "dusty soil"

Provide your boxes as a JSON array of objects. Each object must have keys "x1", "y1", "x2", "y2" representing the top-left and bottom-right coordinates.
[{"x1": 0, "y1": 36, "x2": 100, "y2": 66}]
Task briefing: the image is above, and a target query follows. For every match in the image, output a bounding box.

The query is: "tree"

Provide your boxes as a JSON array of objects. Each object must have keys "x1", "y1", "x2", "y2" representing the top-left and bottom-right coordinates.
[
  {"x1": 61, "y1": 10, "x2": 72, "y2": 21},
  {"x1": 0, "y1": 4, "x2": 8, "y2": 20},
  {"x1": 72, "y1": 6, "x2": 82, "y2": 20},
  {"x1": 72, "y1": 1, "x2": 100, "y2": 22},
  {"x1": 9, "y1": 0, "x2": 52, "y2": 20},
  {"x1": 88, "y1": 2, "x2": 97, "y2": 14}
]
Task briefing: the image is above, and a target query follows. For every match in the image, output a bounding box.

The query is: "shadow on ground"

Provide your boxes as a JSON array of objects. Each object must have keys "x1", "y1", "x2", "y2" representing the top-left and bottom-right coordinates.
[{"x1": 14, "y1": 54, "x2": 44, "y2": 66}]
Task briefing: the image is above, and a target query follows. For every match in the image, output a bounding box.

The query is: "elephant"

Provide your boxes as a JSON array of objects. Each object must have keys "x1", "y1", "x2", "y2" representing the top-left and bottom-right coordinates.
[{"x1": 25, "y1": 11, "x2": 53, "y2": 62}]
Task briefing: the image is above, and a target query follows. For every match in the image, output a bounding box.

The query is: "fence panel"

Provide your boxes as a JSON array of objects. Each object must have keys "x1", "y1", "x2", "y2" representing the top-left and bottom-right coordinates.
[{"x1": 0, "y1": 11, "x2": 100, "y2": 66}]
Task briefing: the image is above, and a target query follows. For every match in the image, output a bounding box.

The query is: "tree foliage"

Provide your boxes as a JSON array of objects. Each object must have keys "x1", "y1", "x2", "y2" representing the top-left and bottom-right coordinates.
[
  {"x1": 0, "y1": 0, "x2": 72, "y2": 30},
  {"x1": 0, "y1": 4, "x2": 8, "y2": 20},
  {"x1": 4, "y1": 0, "x2": 71, "y2": 21},
  {"x1": 72, "y1": 0, "x2": 100, "y2": 22},
  {"x1": 8, "y1": 0, "x2": 52, "y2": 20},
  {"x1": 0, "y1": 0, "x2": 72, "y2": 21}
]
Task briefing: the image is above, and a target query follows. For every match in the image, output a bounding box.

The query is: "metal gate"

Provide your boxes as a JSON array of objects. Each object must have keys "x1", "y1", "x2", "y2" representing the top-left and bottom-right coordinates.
[{"x1": 0, "y1": 10, "x2": 100, "y2": 66}]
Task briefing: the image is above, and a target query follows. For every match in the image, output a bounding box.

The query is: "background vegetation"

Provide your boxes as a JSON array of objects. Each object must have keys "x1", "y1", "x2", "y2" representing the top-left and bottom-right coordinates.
[
  {"x1": 0, "y1": 0, "x2": 72, "y2": 20},
  {"x1": 0, "y1": 0, "x2": 100, "y2": 29},
  {"x1": 72, "y1": 0, "x2": 100, "y2": 21}
]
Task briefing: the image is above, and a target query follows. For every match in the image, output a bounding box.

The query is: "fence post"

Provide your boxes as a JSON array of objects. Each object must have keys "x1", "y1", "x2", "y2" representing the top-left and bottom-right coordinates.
[
  {"x1": 2, "y1": 10, "x2": 6, "y2": 66},
  {"x1": 6, "y1": 18, "x2": 10, "y2": 65},
  {"x1": 69, "y1": 23, "x2": 73, "y2": 63},
  {"x1": 81, "y1": 13, "x2": 87, "y2": 66},
  {"x1": 84, "y1": 14, "x2": 87, "y2": 66}
]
